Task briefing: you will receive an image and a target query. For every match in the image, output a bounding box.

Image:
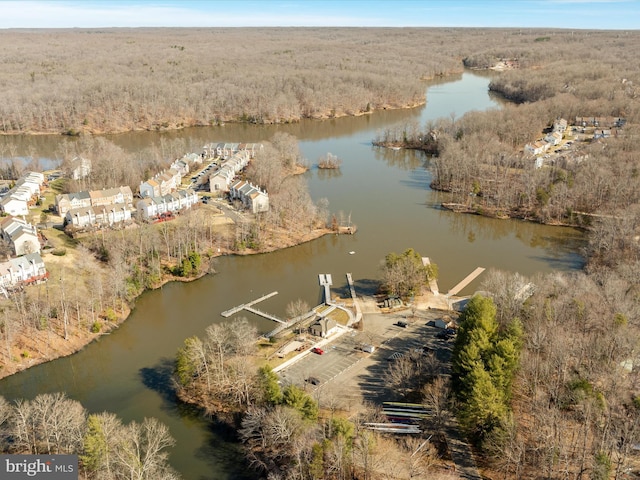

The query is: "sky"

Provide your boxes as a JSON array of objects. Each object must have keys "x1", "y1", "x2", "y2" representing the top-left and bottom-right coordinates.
[{"x1": 0, "y1": 0, "x2": 638, "y2": 30}]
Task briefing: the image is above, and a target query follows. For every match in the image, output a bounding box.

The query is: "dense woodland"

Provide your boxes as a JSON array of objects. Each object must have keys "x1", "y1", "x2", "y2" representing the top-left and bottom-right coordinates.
[{"x1": 0, "y1": 27, "x2": 640, "y2": 479}]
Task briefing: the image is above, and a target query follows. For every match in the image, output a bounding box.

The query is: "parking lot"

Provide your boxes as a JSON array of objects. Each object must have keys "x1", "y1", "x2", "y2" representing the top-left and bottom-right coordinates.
[{"x1": 278, "y1": 306, "x2": 456, "y2": 408}]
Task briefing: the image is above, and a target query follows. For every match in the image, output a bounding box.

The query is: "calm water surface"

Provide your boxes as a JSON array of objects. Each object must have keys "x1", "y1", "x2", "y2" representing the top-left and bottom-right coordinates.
[{"x1": 0, "y1": 72, "x2": 585, "y2": 479}]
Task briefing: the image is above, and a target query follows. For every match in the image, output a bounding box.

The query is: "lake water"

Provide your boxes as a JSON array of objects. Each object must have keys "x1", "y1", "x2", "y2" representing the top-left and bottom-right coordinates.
[{"x1": 0, "y1": 71, "x2": 585, "y2": 479}]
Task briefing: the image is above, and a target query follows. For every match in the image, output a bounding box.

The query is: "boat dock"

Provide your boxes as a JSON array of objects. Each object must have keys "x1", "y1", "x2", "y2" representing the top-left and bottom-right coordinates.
[
  {"x1": 447, "y1": 267, "x2": 485, "y2": 296},
  {"x1": 319, "y1": 274, "x2": 333, "y2": 304},
  {"x1": 244, "y1": 306, "x2": 285, "y2": 324},
  {"x1": 221, "y1": 291, "x2": 279, "y2": 318}
]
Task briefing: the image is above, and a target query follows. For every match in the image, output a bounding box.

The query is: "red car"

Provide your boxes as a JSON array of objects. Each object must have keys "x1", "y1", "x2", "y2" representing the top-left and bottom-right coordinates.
[{"x1": 311, "y1": 347, "x2": 325, "y2": 355}]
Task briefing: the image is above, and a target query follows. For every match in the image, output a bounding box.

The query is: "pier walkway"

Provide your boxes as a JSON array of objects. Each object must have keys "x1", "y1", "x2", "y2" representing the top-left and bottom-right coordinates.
[
  {"x1": 319, "y1": 274, "x2": 333, "y2": 304},
  {"x1": 244, "y1": 306, "x2": 285, "y2": 324},
  {"x1": 346, "y1": 273, "x2": 362, "y2": 324},
  {"x1": 221, "y1": 291, "x2": 278, "y2": 318},
  {"x1": 447, "y1": 267, "x2": 485, "y2": 296}
]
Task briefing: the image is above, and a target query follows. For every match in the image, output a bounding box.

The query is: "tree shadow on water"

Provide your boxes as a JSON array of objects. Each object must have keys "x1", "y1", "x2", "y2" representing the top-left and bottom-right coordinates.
[
  {"x1": 139, "y1": 358, "x2": 177, "y2": 403},
  {"x1": 139, "y1": 359, "x2": 256, "y2": 480}
]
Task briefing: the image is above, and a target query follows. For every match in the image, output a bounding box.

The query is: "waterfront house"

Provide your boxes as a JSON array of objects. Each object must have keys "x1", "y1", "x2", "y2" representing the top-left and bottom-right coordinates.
[
  {"x1": 229, "y1": 180, "x2": 269, "y2": 213},
  {"x1": 70, "y1": 156, "x2": 92, "y2": 180},
  {"x1": 203, "y1": 142, "x2": 263, "y2": 159}
]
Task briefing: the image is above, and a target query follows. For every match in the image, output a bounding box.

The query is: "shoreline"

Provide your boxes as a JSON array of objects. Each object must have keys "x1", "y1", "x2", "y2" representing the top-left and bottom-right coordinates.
[{"x1": 0, "y1": 226, "x2": 334, "y2": 380}]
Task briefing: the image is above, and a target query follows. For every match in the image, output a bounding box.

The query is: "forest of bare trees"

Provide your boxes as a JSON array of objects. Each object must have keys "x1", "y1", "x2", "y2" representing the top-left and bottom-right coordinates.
[
  {"x1": 0, "y1": 393, "x2": 177, "y2": 479},
  {"x1": 0, "y1": 28, "x2": 472, "y2": 134},
  {"x1": 2, "y1": 26, "x2": 640, "y2": 479}
]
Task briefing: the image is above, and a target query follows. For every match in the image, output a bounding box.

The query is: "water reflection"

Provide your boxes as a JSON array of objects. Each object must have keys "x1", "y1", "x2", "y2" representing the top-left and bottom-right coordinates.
[{"x1": 0, "y1": 71, "x2": 584, "y2": 480}]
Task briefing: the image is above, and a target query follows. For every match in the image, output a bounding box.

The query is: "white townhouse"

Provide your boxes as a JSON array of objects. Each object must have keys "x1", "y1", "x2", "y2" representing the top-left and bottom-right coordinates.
[
  {"x1": 229, "y1": 180, "x2": 269, "y2": 214},
  {"x1": 0, "y1": 217, "x2": 40, "y2": 255},
  {"x1": 64, "y1": 205, "x2": 133, "y2": 228},
  {"x1": 136, "y1": 189, "x2": 199, "y2": 220},
  {"x1": 0, "y1": 171, "x2": 45, "y2": 216},
  {"x1": 0, "y1": 252, "x2": 47, "y2": 289},
  {"x1": 208, "y1": 151, "x2": 251, "y2": 195},
  {"x1": 70, "y1": 156, "x2": 92, "y2": 180},
  {"x1": 544, "y1": 131, "x2": 563, "y2": 146},
  {"x1": 0, "y1": 196, "x2": 29, "y2": 216},
  {"x1": 139, "y1": 168, "x2": 182, "y2": 198}
]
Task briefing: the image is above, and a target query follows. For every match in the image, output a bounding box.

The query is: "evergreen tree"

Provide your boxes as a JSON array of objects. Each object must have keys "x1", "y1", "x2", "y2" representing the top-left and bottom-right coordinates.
[
  {"x1": 257, "y1": 364, "x2": 282, "y2": 405},
  {"x1": 451, "y1": 294, "x2": 522, "y2": 442}
]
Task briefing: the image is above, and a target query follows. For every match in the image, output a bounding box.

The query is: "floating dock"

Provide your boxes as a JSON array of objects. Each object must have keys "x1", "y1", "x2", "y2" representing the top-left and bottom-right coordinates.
[{"x1": 221, "y1": 291, "x2": 279, "y2": 318}]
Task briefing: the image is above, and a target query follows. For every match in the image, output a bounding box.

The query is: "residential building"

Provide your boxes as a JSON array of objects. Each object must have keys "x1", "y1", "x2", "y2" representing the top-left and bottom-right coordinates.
[
  {"x1": 0, "y1": 196, "x2": 29, "y2": 216},
  {"x1": 55, "y1": 191, "x2": 92, "y2": 216},
  {"x1": 309, "y1": 317, "x2": 338, "y2": 338},
  {"x1": 229, "y1": 180, "x2": 269, "y2": 213},
  {"x1": 553, "y1": 118, "x2": 568, "y2": 133},
  {"x1": 0, "y1": 252, "x2": 48, "y2": 289},
  {"x1": 208, "y1": 151, "x2": 251, "y2": 195},
  {"x1": 0, "y1": 171, "x2": 45, "y2": 216},
  {"x1": 544, "y1": 131, "x2": 563, "y2": 146},
  {"x1": 64, "y1": 206, "x2": 96, "y2": 228},
  {"x1": 89, "y1": 186, "x2": 134, "y2": 208},
  {"x1": 139, "y1": 179, "x2": 161, "y2": 198},
  {"x1": 70, "y1": 156, "x2": 92, "y2": 180},
  {"x1": 170, "y1": 158, "x2": 190, "y2": 176},
  {"x1": 524, "y1": 140, "x2": 550, "y2": 156},
  {"x1": 0, "y1": 217, "x2": 40, "y2": 255},
  {"x1": 139, "y1": 169, "x2": 182, "y2": 198},
  {"x1": 136, "y1": 189, "x2": 199, "y2": 220},
  {"x1": 209, "y1": 166, "x2": 235, "y2": 194}
]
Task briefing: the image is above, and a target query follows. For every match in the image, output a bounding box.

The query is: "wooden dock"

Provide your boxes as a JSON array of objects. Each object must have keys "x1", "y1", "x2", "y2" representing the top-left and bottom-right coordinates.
[
  {"x1": 447, "y1": 267, "x2": 485, "y2": 296},
  {"x1": 221, "y1": 291, "x2": 278, "y2": 318}
]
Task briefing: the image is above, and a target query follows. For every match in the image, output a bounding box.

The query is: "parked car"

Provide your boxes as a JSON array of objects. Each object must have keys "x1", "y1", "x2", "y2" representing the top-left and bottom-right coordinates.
[
  {"x1": 436, "y1": 328, "x2": 456, "y2": 340},
  {"x1": 306, "y1": 376, "x2": 320, "y2": 385},
  {"x1": 396, "y1": 320, "x2": 408, "y2": 328},
  {"x1": 361, "y1": 344, "x2": 375, "y2": 353},
  {"x1": 311, "y1": 347, "x2": 325, "y2": 355}
]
